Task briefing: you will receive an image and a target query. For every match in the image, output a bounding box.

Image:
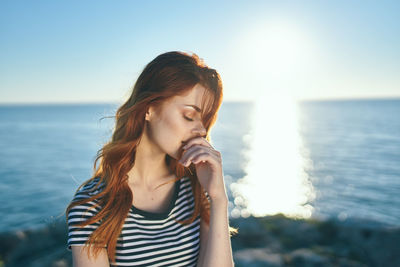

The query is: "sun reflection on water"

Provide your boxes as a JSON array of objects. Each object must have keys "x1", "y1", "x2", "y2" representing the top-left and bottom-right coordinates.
[{"x1": 230, "y1": 93, "x2": 315, "y2": 219}]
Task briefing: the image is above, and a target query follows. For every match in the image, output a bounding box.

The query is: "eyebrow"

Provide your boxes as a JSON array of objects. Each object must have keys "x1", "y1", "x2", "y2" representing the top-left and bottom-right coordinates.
[{"x1": 184, "y1": 104, "x2": 202, "y2": 113}]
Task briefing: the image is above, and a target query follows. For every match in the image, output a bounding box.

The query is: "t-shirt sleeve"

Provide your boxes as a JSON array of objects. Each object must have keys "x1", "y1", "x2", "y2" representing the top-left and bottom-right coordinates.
[{"x1": 66, "y1": 179, "x2": 105, "y2": 251}]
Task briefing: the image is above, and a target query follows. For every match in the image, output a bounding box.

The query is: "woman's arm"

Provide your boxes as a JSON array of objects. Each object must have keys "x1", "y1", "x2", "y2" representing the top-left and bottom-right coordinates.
[
  {"x1": 196, "y1": 215, "x2": 209, "y2": 267},
  {"x1": 179, "y1": 136, "x2": 235, "y2": 266},
  {"x1": 197, "y1": 199, "x2": 234, "y2": 267},
  {"x1": 71, "y1": 246, "x2": 110, "y2": 267},
  {"x1": 200, "y1": 197, "x2": 234, "y2": 267}
]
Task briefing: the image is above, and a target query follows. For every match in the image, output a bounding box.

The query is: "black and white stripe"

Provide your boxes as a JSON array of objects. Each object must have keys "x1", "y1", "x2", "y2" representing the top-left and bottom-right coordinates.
[{"x1": 67, "y1": 176, "x2": 201, "y2": 267}]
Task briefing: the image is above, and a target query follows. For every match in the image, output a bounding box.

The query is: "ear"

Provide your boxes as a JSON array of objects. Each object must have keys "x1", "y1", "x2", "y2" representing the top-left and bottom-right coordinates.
[{"x1": 145, "y1": 105, "x2": 153, "y2": 121}]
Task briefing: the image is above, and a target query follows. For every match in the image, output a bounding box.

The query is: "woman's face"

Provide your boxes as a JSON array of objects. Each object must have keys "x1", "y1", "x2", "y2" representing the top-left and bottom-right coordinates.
[{"x1": 145, "y1": 83, "x2": 210, "y2": 160}]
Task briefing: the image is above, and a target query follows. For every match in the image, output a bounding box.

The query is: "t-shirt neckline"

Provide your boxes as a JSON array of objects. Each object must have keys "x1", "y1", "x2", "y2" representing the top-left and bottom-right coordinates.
[{"x1": 130, "y1": 177, "x2": 182, "y2": 220}]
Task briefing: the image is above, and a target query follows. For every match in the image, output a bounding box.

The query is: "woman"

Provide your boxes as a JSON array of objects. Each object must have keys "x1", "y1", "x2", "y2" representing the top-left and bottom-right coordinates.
[{"x1": 65, "y1": 51, "x2": 238, "y2": 267}]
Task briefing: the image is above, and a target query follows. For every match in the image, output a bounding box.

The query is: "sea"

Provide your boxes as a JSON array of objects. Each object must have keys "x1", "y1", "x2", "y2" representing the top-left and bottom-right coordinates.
[{"x1": 0, "y1": 99, "x2": 399, "y2": 232}]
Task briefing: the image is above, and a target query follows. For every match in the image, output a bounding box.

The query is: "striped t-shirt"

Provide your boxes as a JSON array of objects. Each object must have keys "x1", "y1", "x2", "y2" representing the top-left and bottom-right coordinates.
[{"x1": 67, "y1": 176, "x2": 201, "y2": 267}]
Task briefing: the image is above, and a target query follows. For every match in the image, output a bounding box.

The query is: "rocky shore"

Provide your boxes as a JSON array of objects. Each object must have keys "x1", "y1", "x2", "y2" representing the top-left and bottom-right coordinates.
[
  {"x1": 0, "y1": 214, "x2": 399, "y2": 267},
  {"x1": 230, "y1": 214, "x2": 400, "y2": 267}
]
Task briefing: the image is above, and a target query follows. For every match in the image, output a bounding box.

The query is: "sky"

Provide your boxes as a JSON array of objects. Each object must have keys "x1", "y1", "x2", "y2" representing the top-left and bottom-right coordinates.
[{"x1": 1, "y1": 0, "x2": 399, "y2": 104}]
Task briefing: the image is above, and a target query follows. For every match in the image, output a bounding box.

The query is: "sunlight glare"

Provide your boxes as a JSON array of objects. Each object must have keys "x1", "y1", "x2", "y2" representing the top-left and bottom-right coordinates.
[{"x1": 230, "y1": 92, "x2": 315, "y2": 219}]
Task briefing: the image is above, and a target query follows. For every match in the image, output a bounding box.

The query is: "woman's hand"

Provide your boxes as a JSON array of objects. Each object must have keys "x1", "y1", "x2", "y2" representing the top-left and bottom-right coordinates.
[
  {"x1": 178, "y1": 137, "x2": 234, "y2": 267},
  {"x1": 178, "y1": 137, "x2": 228, "y2": 203}
]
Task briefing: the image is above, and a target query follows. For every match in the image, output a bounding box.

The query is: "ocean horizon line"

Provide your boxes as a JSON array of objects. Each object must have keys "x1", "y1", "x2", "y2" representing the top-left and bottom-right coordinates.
[{"x1": 1, "y1": 96, "x2": 400, "y2": 107}]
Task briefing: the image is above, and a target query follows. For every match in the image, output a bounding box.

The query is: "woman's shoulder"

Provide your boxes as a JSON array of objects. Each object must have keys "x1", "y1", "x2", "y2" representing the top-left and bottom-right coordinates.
[
  {"x1": 71, "y1": 176, "x2": 105, "y2": 202},
  {"x1": 67, "y1": 177, "x2": 105, "y2": 218}
]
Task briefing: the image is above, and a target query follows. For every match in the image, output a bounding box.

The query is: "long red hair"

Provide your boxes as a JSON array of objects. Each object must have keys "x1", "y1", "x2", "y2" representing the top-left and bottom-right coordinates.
[{"x1": 65, "y1": 51, "x2": 238, "y2": 263}]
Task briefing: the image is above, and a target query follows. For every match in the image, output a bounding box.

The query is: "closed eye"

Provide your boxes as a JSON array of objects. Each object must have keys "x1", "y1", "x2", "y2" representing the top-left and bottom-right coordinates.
[{"x1": 183, "y1": 116, "x2": 194, "y2": 121}]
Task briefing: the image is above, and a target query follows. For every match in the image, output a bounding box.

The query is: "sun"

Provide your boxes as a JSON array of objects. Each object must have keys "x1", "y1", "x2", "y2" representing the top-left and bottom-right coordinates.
[{"x1": 235, "y1": 19, "x2": 315, "y2": 78}]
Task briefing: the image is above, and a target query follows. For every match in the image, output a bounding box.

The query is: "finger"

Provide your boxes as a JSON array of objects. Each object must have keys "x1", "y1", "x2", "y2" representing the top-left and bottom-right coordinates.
[
  {"x1": 183, "y1": 136, "x2": 213, "y2": 150},
  {"x1": 191, "y1": 153, "x2": 210, "y2": 165},
  {"x1": 180, "y1": 145, "x2": 219, "y2": 164},
  {"x1": 182, "y1": 149, "x2": 221, "y2": 167},
  {"x1": 191, "y1": 152, "x2": 220, "y2": 165},
  {"x1": 179, "y1": 145, "x2": 205, "y2": 165}
]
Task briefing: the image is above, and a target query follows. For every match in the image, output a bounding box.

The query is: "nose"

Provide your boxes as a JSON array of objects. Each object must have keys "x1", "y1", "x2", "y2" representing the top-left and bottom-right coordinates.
[{"x1": 192, "y1": 122, "x2": 207, "y2": 138}]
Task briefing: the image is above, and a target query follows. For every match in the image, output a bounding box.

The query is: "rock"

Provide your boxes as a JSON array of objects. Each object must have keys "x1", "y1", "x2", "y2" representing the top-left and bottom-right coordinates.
[
  {"x1": 283, "y1": 247, "x2": 367, "y2": 267},
  {"x1": 230, "y1": 216, "x2": 272, "y2": 250},
  {"x1": 0, "y1": 218, "x2": 72, "y2": 267},
  {"x1": 234, "y1": 247, "x2": 283, "y2": 267},
  {"x1": 334, "y1": 223, "x2": 400, "y2": 266},
  {"x1": 231, "y1": 214, "x2": 400, "y2": 267},
  {"x1": 284, "y1": 248, "x2": 330, "y2": 266}
]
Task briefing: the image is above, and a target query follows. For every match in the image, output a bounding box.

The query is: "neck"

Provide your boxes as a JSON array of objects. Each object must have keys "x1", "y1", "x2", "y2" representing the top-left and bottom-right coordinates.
[{"x1": 127, "y1": 135, "x2": 174, "y2": 190}]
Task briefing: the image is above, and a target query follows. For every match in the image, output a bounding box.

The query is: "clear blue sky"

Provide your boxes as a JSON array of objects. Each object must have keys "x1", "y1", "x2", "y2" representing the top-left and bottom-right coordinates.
[{"x1": 1, "y1": 0, "x2": 399, "y2": 104}]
